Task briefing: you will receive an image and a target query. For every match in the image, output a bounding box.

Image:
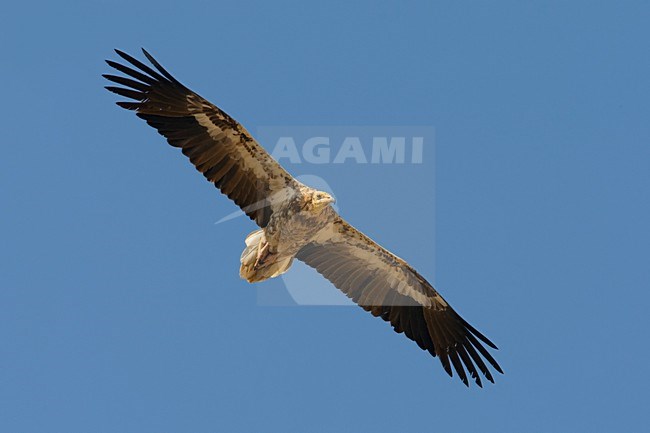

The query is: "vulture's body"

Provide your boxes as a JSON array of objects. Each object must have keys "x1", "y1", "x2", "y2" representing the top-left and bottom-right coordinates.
[
  {"x1": 104, "y1": 49, "x2": 503, "y2": 387},
  {"x1": 240, "y1": 184, "x2": 337, "y2": 283}
]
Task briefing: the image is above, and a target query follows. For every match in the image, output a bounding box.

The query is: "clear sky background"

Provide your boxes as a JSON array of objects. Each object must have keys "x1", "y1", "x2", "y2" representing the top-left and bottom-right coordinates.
[{"x1": 2, "y1": 1, "x2": 649, "y2": 432}]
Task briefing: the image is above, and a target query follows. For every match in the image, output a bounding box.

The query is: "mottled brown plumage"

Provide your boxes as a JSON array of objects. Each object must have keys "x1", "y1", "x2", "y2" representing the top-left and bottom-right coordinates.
[{"x1": 104, "y1": 49, "x2": 503, "y2": 387}]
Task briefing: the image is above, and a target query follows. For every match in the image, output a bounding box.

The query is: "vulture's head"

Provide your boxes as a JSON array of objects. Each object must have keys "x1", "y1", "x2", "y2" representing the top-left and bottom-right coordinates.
[{"x1": 308, "y1": 190, "x2": 335, "y2": 213}]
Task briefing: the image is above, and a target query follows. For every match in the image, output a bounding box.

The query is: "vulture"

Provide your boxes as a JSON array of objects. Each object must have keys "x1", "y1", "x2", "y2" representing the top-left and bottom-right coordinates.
[{"x1": 104, "y1": 49, "x2": 503, "y2": 387}]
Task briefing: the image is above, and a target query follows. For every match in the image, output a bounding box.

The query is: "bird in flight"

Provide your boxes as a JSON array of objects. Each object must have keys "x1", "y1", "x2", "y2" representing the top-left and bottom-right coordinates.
[{"x1": 104, "y1": 49, "x2": 503, "y2": 387}]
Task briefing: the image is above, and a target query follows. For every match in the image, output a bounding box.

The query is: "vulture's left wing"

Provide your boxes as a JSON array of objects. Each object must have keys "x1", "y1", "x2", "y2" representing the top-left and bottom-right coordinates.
[
  {"x1": 104, "y1": 49, "x2": 296, "y2": 228},
  {"x1": 297, "y1": 216, "x2": 503, "y2": 387}
]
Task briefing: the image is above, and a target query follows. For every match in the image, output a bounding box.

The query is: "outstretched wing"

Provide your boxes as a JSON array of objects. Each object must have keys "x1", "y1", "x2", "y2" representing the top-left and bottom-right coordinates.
[
  {"x1": 104, "y1": 49, "x2": 296, "y2": 228},
  {"x1": 296, "y1": 216, "x2": 503, "y2": 387}
]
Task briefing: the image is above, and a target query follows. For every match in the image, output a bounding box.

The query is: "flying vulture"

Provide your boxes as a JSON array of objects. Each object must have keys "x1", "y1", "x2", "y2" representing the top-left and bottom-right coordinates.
[{"x1": 104, "y1": 49, "x2": 503, "y2": 387}]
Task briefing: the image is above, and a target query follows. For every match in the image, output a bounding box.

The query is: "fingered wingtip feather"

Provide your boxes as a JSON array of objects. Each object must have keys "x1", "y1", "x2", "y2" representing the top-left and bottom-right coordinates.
[
  {"x1": 104, "y1": 86, "x2": 144, "y2": 100},
  {"x1": 140, "y1": 47, "x2": 183, "y2": 85},
  {"x1": 111, "y1": 48, "x2": 167, "y2": 83},
  {"x1": 484, "y1": 340, "x2": 499, "y2": 352},
  {"x1": 460, "y1": 316, "x2": 499, "y2": 350},
  {"x1": 114, "y1": 49, "x2": 130, "y2": 62},
  {"x1": 440, "y1": 356, "x2": 453, "y2": 378},
  {"x1": 116, "y1": 101, "x2": 140, "y2": 110},
  {"x1": 462, "y1": 338, "x2": 495, "y2": 383}
]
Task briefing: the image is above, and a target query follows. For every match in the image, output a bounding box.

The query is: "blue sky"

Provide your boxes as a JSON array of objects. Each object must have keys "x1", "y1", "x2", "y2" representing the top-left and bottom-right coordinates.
[{"x1": 2, "y1": 1, "x2": 650, "y2": 432}]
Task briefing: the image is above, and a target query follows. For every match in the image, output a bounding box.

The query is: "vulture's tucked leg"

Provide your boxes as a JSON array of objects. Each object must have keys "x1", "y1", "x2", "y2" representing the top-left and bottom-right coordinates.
[{"x1": 255, "y1": 240, "x2": 271, "y2": 268}]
